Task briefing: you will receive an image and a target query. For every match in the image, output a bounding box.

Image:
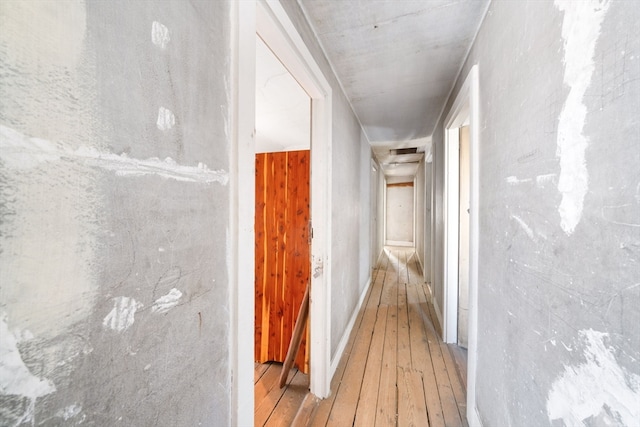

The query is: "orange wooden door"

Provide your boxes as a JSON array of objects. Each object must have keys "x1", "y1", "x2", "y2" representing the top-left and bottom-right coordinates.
[{"x1": 255, "y1": 150, "x2": 310, "y2": 373}]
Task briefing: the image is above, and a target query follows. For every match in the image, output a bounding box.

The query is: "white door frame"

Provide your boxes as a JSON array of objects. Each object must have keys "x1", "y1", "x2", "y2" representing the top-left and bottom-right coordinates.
[
  {"x1": 370, "y1": 160, "x2": 378, "y2": 267},
  {"x1": 443, "y1": 65, "x2": 480, "y2": 426},
  {"x1": 231, "y1": 0, "x2": 333, "y2": 424},
  {"x1": 413, "y1": 176, "x2": 420, "y2": 249}
]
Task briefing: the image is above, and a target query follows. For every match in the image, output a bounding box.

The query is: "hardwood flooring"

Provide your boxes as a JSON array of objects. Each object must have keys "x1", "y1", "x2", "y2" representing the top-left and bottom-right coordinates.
[
  {"x1": 255, "y1": 362, "x2": 310, "y2": 426},
  {"x1": 254, "y1": 246, "x2": 467, "y2": 426},
  {"x1": 311, "y1": 247, "x2": 468, "y2": 427}
]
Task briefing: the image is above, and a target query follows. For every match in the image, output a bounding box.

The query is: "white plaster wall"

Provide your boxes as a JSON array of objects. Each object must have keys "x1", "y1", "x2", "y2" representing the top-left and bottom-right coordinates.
[
  {"x1": 386, "y1": 185, "x2": 414, "y2": 244},
  {"x1": 432, "y1": 1, "x2": 640, "y2": 424},
  {"x1": 0, "y1": 1, "x2": 233, "y2": 425},
  {"x1": 359, "y1": 134, "x2": 373, "y2": 293}
]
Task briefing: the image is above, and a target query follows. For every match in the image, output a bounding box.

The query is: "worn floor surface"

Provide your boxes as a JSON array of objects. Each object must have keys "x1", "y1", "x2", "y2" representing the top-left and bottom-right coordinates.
[{"x1": 255, "y1": 247, "x2": 468, "y2": 426}]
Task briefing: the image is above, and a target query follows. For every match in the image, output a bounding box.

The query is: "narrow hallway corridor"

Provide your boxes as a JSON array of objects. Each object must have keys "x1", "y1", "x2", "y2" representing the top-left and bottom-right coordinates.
[{"x1": 312, "y1": 247, "x2": 468, "y2": 427}]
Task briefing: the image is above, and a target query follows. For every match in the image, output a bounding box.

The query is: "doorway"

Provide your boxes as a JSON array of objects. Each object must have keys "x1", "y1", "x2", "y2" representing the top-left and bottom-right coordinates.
[
  {"x1": 233, "y1": 4, "x2": 334, "y2": 422},
  {"x1": 254, "y1": 32, "x2": 311, "y2": 372},
  {"x1": 457, "y1": 125, "x2": 470, "y2": 348},
  {"x1": 385, "y1": 182, "x2": 415, "y2": 247},
  {"x1": 442, "y1": 65, "x2": 480, "y2": 425}
]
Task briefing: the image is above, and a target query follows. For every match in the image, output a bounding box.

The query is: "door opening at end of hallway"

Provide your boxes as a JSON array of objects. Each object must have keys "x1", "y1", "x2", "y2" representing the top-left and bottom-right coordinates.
[{"x1": 385, "y1": 181, "x2": 414, "y2": 247}]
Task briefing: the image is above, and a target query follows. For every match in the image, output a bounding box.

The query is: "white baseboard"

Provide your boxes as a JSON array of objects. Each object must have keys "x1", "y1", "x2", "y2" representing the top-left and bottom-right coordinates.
[
  {"x1": 432, "y1": 295, "x2": 444, "y2": 333},
  {"x1": 385, "y1": 240, "x2": 413, "y2": 247},
  {"x1": 416, "y1": 254, "x2": 425, "y2": 279},
  {"x1": 468, "y1": 405, "x2": 482, "y2": 427},
  {"x1": 330, "y1": 277, "x2": 371, "y2": 378}
]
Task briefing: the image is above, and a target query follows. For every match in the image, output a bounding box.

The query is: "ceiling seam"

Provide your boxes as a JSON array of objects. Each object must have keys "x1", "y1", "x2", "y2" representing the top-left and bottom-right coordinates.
[
  {"x1": 429, "y1": 0, "x2": 493, "y2": 138},
  {"x1": 296, "y1": 0, "x2": 373, "y2": 146}
]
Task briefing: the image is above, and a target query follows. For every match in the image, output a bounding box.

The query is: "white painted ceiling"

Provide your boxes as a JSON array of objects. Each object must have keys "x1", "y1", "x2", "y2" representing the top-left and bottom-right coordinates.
[
  {"x1": 255, "y1": 35, "x2": 311, "y2": 154},
  {"x1": 299, "y1": 0, "x2": 489, "y2": 179}
]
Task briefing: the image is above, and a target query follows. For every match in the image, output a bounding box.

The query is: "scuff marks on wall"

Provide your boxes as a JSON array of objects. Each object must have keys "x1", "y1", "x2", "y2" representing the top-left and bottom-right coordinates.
[
  {"x1": 0, "y1": 314, "x2": 56, "y2": 426},
  {"x1": 547, "y1": 329, "x2": 640, "y2": 426},
  {"x1": 102, "y1": 297, "x2": 143, "y2": 332},
  {"x1": 601, "y1": 182, "x2": 640, "y2": 227},
  {"x1": 510, "y1": 214, "x2": 536, "y2": 242},
  {"x1": 0, "y1": 125, "x2": 229, "y2": 184},
  {"x1": 555, "y1": 0, "x2": 610, "y2": 235}
]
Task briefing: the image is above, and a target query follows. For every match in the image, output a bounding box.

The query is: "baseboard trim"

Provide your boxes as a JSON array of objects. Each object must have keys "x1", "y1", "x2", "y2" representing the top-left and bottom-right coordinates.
[
  {"x1": 385, "y1": 240, "x2": 413, "y2": 247},
  {"x1": 432, "y1": 295, "x2": 444, "y2": 335},
  {"x1": 469, "y1": 404, "x2": 482, "y2": 427},
  {"x1": 329, "y1": 277, "x2": 371, "y2": 378}
]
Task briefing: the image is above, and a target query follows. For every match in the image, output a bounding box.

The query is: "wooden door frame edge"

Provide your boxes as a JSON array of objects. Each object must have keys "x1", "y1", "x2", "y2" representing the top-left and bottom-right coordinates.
[
  {"x1": 443, "y1": 64, "x2": 480, "y2": 427},
  {"x1": 233, "y1": 5, "x2": 334, "y2": 425}
]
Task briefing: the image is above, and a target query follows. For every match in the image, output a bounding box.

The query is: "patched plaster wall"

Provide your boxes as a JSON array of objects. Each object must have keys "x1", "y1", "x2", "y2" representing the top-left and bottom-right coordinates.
[
  {"x1": 432, "y1": 0, "x2": 640, "y2": 425},
  {"x1": 0, "y1": 1, "x2": 232, "y2": 425}
]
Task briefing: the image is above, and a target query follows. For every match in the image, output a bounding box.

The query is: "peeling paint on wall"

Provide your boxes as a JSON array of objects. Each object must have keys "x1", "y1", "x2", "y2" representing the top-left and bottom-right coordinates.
[
  {"x1": 555, "y1": 0, "x2": 610, "y2": 235},
  {"x1": 102, "y1": 297, "x2": 143, "y2": 332},
  {"x1": 152, "y1": 288, "x2": 183, "y2": 314},
  {"x1": 0, "y1": 124, "x2": 228, "y2": 184},
  {"x1": 547, "y1": 329, "x2": 640, "y2": 426},
  {"x1": 0, "y1": 314, "x2": 56, "y2": 425}
]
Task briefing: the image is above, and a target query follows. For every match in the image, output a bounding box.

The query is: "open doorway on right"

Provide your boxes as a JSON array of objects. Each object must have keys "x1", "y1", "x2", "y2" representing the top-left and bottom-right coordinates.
[
  {"x1": 441, "y1": 65, "x2": 480, "y2": 424},
  {"x1": 453, "y1": 124, "x2": 470, "y2": 390}
]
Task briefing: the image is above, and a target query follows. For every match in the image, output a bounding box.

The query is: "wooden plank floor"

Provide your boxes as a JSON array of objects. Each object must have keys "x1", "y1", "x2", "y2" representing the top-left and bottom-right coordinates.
[
  {"x1": 255, "y1": 362, "x2": 310, "y2": 426},
  {"x1": 311, "y1": 247, "x2": 468, "y2": 427}
]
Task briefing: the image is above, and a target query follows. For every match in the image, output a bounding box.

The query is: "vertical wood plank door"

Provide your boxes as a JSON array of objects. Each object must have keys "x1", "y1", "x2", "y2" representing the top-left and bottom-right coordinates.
[{"x1": 255, "y1": 150, "x2": 310, "y2": 373}]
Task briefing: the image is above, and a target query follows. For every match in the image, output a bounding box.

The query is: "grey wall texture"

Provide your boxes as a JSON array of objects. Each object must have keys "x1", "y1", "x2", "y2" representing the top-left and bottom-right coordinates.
[
  {"x1": 432, "y1": 0, "x2": 640, "y2": 425},
  {"x1": 0, "y1": 1, "x2": 233, "y2": 425},
  {"x1": 280, "y1": 0, "x2": 374, "y2": 358}
]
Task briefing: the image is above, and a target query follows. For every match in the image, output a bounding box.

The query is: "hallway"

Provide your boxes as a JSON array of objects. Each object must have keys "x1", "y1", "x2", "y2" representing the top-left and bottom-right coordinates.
[{"x1": 311, "y1": 247, "x2": 467, "y2": 426}]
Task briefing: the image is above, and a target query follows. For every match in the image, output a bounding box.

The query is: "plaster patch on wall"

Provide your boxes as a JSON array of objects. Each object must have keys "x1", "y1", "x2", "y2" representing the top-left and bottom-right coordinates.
[
  {"x1": 151, "y1": 21, "x2": 170, "y2": 49},
  {"x1": 56, "y1": 404, "x2": 82, "y2": 421},
  {"x1": 152, "y1": 288, "x2": 183, "y2": 314},
  {"x1": 555, "y1": 0, "x2": 610, "y2": 235},
  {"x1": 547, "y1": 329, "x2": 640, "y2": 426},
  {"x1": 536, "y1": 173, "x2": 557, "y2": 187},
  {"x1": 102, "y1": 297, "x2": 143, "y2": 332},
  {"x1": 156, "y1": 106, "x2": 176, "y2": 131},
  {"x1": 0, "y1": 314, "x2": 56, "y2": 425},
  {"x1": 506, "y1": 176, "x2": 532, "y2": 185},
  {"x1": 0, "y1": 124, "x2": 228, "y2": 184}
]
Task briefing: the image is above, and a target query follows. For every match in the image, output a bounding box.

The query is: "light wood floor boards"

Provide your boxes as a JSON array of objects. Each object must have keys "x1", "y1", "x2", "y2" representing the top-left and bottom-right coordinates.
[
  {"x1": 255, "y1": 362, "x2": 310, "y2": 426},
  {"x1": 311, "y1": 247, "x2": 468, "y2": 427}
]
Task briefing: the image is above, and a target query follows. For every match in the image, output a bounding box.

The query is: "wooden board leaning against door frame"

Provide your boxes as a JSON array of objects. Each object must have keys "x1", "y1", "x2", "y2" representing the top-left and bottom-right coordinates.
[{"x1": 255, "y1": 150, "x2": 310, "y2": 373}]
